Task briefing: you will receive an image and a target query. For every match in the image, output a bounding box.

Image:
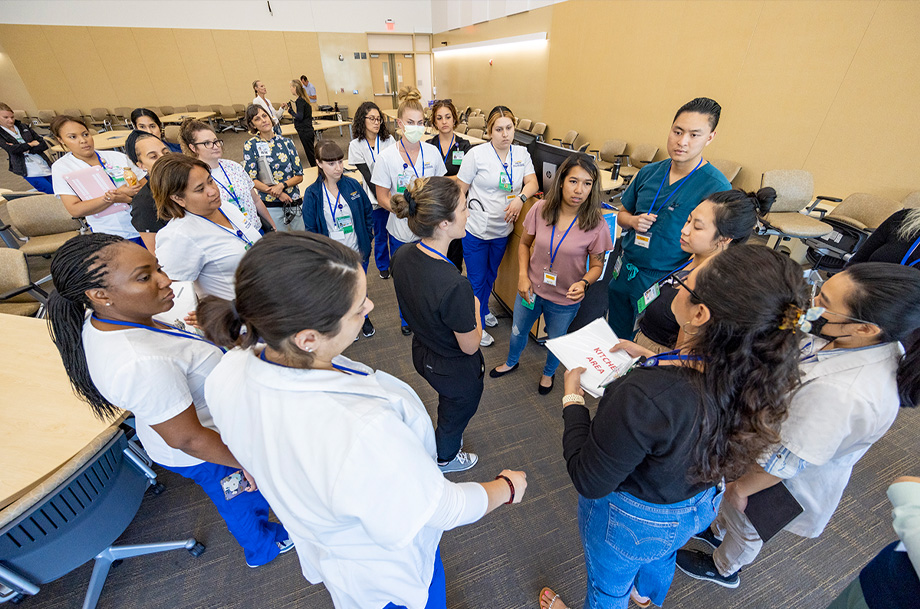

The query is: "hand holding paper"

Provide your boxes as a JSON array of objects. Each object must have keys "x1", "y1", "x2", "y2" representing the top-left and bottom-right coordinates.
[{"x1": 545, "y1": 318, "x2": 638, "y2": 398}]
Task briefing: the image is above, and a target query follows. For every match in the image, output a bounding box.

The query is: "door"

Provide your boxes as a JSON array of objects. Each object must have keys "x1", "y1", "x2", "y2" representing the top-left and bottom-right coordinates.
[
  {"x1": 394, "y1": 54, "x2": 416, "y2": 94},
  {"x1": 369, "y1": 53, "x2": 395, "y2": 110}
]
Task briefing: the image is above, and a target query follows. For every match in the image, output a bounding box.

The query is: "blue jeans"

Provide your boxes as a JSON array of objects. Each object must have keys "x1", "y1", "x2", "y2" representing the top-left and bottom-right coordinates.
[
  {"x1": 579, "y1": 486, "x2": 722, "y2": 609},
  {"x1": 505, "y1": 294, "x2": 581, "y2": 377},
  {"x1": 24, "y1": 175, "x2": 54, "y2": 194},
  {"x1": 373, "y1": 207, "x2": 392, "y2": 272},
  {"x1": 389, "y1": 234, "x2": 410, "y2": 327},
  {"x1": 383, "y1": 547, "x2": 446, "y2": 609},
  {"x1": 165, "y1": 461, "x2": 289, "y2": 567},
  {"x1": 462, "y1": 233, "x2": 509, "y2": 327}
]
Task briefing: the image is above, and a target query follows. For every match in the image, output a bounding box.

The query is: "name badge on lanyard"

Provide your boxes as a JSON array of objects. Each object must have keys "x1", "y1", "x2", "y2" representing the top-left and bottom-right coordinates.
[
  {"x1": 543, "y1": 271, "x2": 558, "y2": 286},
  {"x1": 499, "y1": 172, "x2": 513, "y2": 192},
  {"x1": 397, "y1": 171, "x2": 410, "y2": 193},
  {"x1": 256, "y1": 141, "x2": 272, "y2": 157},
  {"x1": 636, "y1": 283, "x2": 661, "y2": 314},
  {"x1": 634, "y1": 232, "x2": 652, "y2": 248},
  {"x1": 452, "y1": 150, "x2": 464, "y2": 165},
  {"x1": 612, "y1": 255, "x2": 623, "y2": 279}
]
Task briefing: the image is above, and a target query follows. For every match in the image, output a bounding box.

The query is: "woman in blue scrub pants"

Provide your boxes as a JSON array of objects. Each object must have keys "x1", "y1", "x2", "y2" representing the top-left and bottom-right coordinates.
[{"x1": 608, "y1": 97, "x2": 732, "y2": 340}]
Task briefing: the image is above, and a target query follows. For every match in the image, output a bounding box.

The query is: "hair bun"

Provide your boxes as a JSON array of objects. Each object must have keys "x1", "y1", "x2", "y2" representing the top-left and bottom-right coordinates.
[{"x1": 397, "y1": 86, "x2": 421, "y2": 103}]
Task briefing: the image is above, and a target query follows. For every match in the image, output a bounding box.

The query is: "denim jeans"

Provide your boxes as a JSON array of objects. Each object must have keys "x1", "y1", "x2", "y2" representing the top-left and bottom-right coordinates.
[
  {"x1": 462, "y1": 233, "x2": 509, "y2": 327},
  {"x1": 505, "y1": 294, "x2": 581, "y2": 377},
  {"x1": 578, "y1": 486, "x2": 722, "y2": 608}
]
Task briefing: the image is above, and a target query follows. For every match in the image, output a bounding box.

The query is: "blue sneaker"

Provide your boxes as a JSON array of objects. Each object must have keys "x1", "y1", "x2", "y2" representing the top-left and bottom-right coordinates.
[{"x1": 247, "y1": 539, "x2": 295, "y2": 568}]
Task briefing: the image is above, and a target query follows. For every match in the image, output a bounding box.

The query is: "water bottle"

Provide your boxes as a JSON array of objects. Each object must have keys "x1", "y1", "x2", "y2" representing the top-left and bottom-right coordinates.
[{"x1": 612, "y1": 158, "x2": 621, "y2": 180}]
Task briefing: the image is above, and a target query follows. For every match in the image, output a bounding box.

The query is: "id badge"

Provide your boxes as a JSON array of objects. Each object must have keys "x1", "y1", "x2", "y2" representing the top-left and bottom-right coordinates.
[
  {"x1": 220, "y1": 470, "x2": 250, "y2": 500},
  {"x1": 396, "y1": 172, "x2": 409, "y2": 194},
  {"x1": 330, "y1": 228, "x2": 346, "y2": 241},
  {"x1": 612, "y1": 256, "x2": 623, "y2": 280},
  {"x1": 522, "y1": 294, "x2": 535, "y2": 310},
  {"x1": 543, "y1": 270, "x2": 558, "y2": 286},
  {"x1": 499, "y1": 173, "x2": 512, "y2": 192},
  {"x1": 256, "y1": 141, "x2": 271, "y2": 157},
  {"x1": 107, "y1": 169, "x2": 126, "y2": 188},
  {"x1": 636, "y1": 283, "x2": 661, "y2": 314},
  {"x1": 452, "y1": 150, "x2": 464, "y2": 165},
  {"x1": 634, "y1": 232, "x2": 651, "y2": 248}
]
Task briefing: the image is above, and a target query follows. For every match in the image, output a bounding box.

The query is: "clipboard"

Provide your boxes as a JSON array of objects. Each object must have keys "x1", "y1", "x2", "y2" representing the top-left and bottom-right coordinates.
[{"x1": 744, "y1": 481, "x2": 804, "y2": 542}]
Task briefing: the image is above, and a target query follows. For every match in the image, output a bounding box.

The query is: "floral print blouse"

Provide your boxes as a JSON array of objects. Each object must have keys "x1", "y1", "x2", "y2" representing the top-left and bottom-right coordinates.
[{"x1": 242, "y1": 134, "x2": 304, "y2": 206}]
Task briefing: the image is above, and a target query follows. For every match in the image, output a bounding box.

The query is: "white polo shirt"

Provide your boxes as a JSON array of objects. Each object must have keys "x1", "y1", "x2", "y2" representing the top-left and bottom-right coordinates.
[
  {"x1": 51, "y1": 150, "x2": 145, "y2": 239},
  {"x1": 347, "y1": 135, "x2": 395, "y2": 208},
  {"x1": 155, "y1": 204, "x2": 262, "y2": 301},
  {"x1": 205, "y1": 350, "x2": 447, "y2": 609},
  {"x1": 457, "y1": 143, "x2": 534, "y2": 240},
  {"x1": 371, "y1": 142, "x2": 446, "y2": 244},
  {"x1": 82, "y1": 316, "x2": 223, "y2": 468}
]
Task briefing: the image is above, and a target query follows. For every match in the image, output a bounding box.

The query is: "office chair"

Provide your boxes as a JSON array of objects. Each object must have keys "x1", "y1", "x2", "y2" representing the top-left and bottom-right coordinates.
[
  {"x1": 902, "y1": 191, "x2": 920, "y2": 209},
  {"x1": 553, "y1": 130, "x2": 579, "y2": 149},
  {"x1": 13, "y1": 110, "x2": 29, "y2": 123},
  {"x1": 158, "y1": 105, "x2": 176, "y2": 116},
  {"x1": 467, "y1": 115, "x2": 486, "y2": 130},
  {"x1": 467, "y1": 128, "x2": 485, "y2": 140},
  {"x1": 185, "y1": 103, "x2": 200, "y2": 112},
  {"x1": 88, "y1": 108, "x2": 113, "y2": 132},
  {"x1": 577, "y1": 141, "x2": 591, "y2": 153},
  {"x1": 34, "y1": 110, "x2": 57, "y2": 129},
  {"x1": 531, "y1": 122, "x2": 547, "y2": 141},
  {"x1": 59, "y1": 108, "x2": 85, "y2": 121},
  {"x1": 517, "y1": 118, "x2": 532, "y2": 131},
  {"x1": 217, "y1": 106, "x2": 245, "y2": 132},
  {"x1": 0, "y1": 429, "x2": 204, "y2": 608},
  {"x1": 112, "y1": 107, "x2": 133, "y2": 129},
  {"x1": 590, "y1": 140, "x2": 628, "y2": 170},
  {"x1": 617, "y1": 143, "x2": 658, "y2": 184},
  {"x1": 0, "y1": 248, "x2": 48, "y2": 317},
  {"x1": 803, "y1": 192, "x2": 902, "y2": 272},
  {"x1": 758, "y1": 170, "x2": 836, "y2": 251},
  {"x1": 164, "y1": 125, "x2": 182, "y2": 146},
  {"x1": 0, "y1": 195, "x2": 83, "y2": 271},
  {"x1": 708, "y1": 158, "x2": 742, "y2": 184}
]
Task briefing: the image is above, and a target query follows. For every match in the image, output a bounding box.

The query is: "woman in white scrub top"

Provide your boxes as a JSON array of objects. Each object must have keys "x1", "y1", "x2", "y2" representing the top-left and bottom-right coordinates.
[{"x1": 198, "y1": 232, "x2": 528, "y2": 609}]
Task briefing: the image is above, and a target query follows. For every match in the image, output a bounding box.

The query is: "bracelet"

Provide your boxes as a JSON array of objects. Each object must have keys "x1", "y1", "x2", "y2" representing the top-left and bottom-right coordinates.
[
  {"x1": 495, "y1": 474, "x2": 515, "y2": 504},
  {"x1": 562, "y1": 393, "x2": 585, "y2": 406}
]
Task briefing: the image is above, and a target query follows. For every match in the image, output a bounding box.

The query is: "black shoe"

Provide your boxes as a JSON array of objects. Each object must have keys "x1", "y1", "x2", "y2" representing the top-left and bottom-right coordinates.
[
  {"x1": 692, "y1": 527, "x2": 722, "y2": 550},
  {"x1": 489, "y1": 363, "x2": 519, "y2": 378},
  {"x1": 362, "y1": 317, "x2": 375, "y2": 337},
  {"x1": 379, "y1": 269, "x2": 390, "y2": 280},
  {"x1": 538, "y1": 375, "x2": 555, "y2": 395},
  {"x1": 676, "y1": 549, "x2": 740, "y2": 589},
  {"x1": 401, "y1": 325, "x2": 412, "y2": 336}
]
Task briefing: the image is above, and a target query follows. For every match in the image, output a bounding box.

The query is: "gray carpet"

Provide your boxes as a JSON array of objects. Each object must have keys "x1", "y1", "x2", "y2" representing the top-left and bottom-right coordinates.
[{"x1": 2, "y1": 129, "x2": 918, "y2": 609}]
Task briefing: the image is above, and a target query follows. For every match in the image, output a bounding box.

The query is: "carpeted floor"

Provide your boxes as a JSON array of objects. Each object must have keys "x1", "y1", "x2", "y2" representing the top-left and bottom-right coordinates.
[{"x1": 2, "y1": 128, "x2": 918, "y2": 609}]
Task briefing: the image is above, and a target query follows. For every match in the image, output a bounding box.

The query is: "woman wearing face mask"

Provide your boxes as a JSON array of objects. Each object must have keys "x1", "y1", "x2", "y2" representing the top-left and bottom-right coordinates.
[
  {"x1": 678, "y1": 262, "x2": 920, "y2": 588},
  {"x1": 540, "y1": 245, "x2": 808, "y2": 609},
  {"x1": 348, "y1": 101, "x2": 396, "y2": 279},
  {"x1": 251, "y1": 80, "x2": 284, "y2": 135},
  {"x1": 457, "y1": 105, "x2": 539, "y2": 347},
  {"x1": 490, "y1": 154, "x2": 613, "y2": 395},
  {"x1": 152, "y1": 154, "x2": 262, "y2": 301},
  {"x1": 198, "y1": 232, "x2": 528, "y2": 609},
  {"x1": 50, "y1": 115, "x2": 144, "y2": 242},
  {"x1": 243, "y1": 104, "x2": 305, "y2": 232},
  {"x1": 284, "y1": 80, "x2": 315, "y2": 167},
  {"x1": 124, "y1": 130, "x2": 172, "y2": 251},
  {"x1": 371, "y1": 86, "x2": 447, "y2": 336},
  {"x1": 635, "y1": 188, "x2": 775, "y2": 353},
  {"x1": 677, "y1": 263, "x2": 920, "y2": 590},
  {"x1": 427, "y1": 99, "x2": 472, "y2": 270},
  {"x1": 0, "y1": 101, "x2": 53, "y2": 193},
  {"x1": 302, "y1": 140, "x2": 376, "y2": 339},
  {"x1": 131, "y1": 108, "x2": 181, "y2": 153},
  {"x1": 179, "y1": 118, "x2": 274, "y2": 233}
]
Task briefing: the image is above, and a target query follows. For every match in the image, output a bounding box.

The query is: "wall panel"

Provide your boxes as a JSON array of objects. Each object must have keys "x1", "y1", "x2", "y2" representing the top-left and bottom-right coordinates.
[{"x1": 131, "y1": 28, "x2": 194, "y2": 109}]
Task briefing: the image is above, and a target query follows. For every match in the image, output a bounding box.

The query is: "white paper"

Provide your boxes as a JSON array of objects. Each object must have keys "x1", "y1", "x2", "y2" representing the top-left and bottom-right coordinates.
[
  {"x1": 545, "y1": 318, "x2": 638, "y2": 398},
  {"x1": 153, "y1": 281, "x2": 202, "y2": 336}
]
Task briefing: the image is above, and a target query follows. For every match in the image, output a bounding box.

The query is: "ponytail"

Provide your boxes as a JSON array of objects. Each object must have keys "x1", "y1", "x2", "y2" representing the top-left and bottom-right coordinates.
[{"x1": 46, "y1": 233, "x2": 125, "y2": 420}]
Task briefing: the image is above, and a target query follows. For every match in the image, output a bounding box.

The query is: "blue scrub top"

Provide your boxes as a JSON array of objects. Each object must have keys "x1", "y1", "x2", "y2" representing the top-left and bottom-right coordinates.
[{"x1": 621, "y1": 159, "x2": 731, "y2": 273}]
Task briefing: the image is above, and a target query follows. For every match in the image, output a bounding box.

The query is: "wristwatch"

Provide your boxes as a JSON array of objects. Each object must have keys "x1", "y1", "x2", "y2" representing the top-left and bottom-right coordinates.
[
  {"x1": 519, "y1": 193, "x2": 527, "y2": 203},
  {"x1": 580, "y1": 278, "x2": 591, "y2": 289}
]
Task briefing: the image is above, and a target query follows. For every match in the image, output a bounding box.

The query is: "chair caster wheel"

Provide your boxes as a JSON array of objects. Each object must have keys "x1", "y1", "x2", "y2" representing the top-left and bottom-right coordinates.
[
  {"x1": 189, "y1": 542, "x2": 206, "y2": 557},
  {"x1": 150, "y1": 482, "x2": 166, "y2": 495},
  {"x1": 111, "y1": 559, "x2": 123, "y2": 569}
]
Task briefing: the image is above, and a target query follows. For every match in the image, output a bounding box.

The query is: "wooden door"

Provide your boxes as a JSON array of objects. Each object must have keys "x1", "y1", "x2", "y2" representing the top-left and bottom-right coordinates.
[
  {"x1": 369, "y1": 53, "x2": 395, "y2": 110},
  {"x1": 394, "y1": 54, "x2": 416, "y2": 93}
]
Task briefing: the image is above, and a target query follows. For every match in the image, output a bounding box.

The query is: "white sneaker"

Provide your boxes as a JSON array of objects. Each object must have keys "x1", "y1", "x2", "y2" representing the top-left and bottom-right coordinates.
[
  {"x1": 480, "y1": 330, "x2": 494, "y2": 347},
  {"x1": 438, "y1": 451, "x2": 479, "y2": 473},
  {"x1": 484, "y1": 313, "x2": 499, "y2": 327}
]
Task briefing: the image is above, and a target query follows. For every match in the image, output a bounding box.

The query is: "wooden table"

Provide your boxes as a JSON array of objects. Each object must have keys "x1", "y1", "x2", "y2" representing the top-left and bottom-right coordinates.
[
  {"x1": 158, "y1": 111, "x2": 216, "y2": 124},
  {"x1": 281, "y1": 119, "x2": 352, "y2": 140},
  {"x1": 50, "y1": 130, "x2": 130, "y2": 154},
  {"x1": 0, "y1": 314, "x2": 123, "y2": 510}
]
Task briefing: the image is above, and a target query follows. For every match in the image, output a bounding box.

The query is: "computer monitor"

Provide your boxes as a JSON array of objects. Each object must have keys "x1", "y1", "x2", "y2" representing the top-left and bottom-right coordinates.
[
  {"x1": 531, "y1": 141, "x2": 582, "y2": 192},
  {"x1": 513, "y1": 129, "x2": 537, "y2": 148}
]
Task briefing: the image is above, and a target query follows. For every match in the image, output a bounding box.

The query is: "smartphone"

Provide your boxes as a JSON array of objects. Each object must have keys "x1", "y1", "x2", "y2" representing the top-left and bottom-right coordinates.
[{"x1": 220, "y1": 470, "x2": 251, "y2": 500}]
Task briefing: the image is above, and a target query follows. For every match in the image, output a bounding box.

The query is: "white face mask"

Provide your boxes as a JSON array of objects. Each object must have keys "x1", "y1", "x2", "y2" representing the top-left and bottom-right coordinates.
[{"x1": 402, "y1": 124, "x2": 426, "y2": 144}]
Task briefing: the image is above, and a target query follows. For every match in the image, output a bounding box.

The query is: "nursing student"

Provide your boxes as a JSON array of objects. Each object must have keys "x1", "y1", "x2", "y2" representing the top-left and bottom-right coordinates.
[
  {"x1": 371, "y1": 86, "x2": 447, "y2": 336},
  {"x1": 50, "y1": 115, "x2": 144, "y2": 243},
  {"x1": 285, "y1": 79, "x2": 316, "y2": 167},
  {"x1": 302, "y1": 140, "x2": 376, "y2": 339},
  {"x1": 427, "y1": 99, "x2": 472, "y2": 270},
  {"x1": 607, "y1": 97, "x2": 732, "y2": 340},
  {"x1": 197, "y1": 232, "x2": 528, "y2": 609},
  {"x1": 131, "y1": 108, "x2": 181, "y2": 153},
  {"x1": 46, "y1": 233, "x2": 292, "y2": 569},
  {"x1": 540, "y1": 245, "x2": 808, "y2": 609},
  {"x1": 391, "y1": 177, "x2": 483, "y2": 473},
  {"x1": 152, "y1": 154, "x2": 262, "y2": 301},
  {"x1": 124, "y1": 130, "x2": 171, "y2": 252},
  {"x1": 0, "y1": 101, "x2": 53, "y2": 193},
  {"x1": 634, "y1": 188, "x2": 775, "y2": 353},
  {"x1": 490, "y1": 154, "x2": 612, "y2": 395},
  {"x1": 179, "y1": 117, "x2": 274, "y2": 233},
  {"x1": 251, "y1": 79, "x2": 284, "y2": 135},
  {"x1": 678, "y1": 262, "x2": 920, "y2": 589},
  {"x1": 348, "y1": 101, "x2": 396, "y2": 279},
  {"x1": 457, "y1": 105, "x2": 538, "y2": 347},
  {"x1": 242, "y1": 104, "x2": 305, "y2": 232}
]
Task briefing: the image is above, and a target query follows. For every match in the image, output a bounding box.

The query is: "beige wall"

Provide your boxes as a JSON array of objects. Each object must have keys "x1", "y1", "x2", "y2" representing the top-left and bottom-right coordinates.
[
  {"x1": 433, "y1": 0, "x2": 920, "y2": 201},
  {"x1": 0, "y1": 38, "x2": 36, "y2": 111}
]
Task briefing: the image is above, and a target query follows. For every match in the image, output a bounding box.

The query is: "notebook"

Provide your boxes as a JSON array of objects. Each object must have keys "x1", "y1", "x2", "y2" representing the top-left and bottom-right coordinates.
[{"x1": 744, "y1": 481, "x2": 804, "y2": 542}]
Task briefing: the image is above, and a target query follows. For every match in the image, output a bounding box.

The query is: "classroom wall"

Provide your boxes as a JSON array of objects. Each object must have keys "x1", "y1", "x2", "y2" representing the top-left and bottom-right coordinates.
[
  {"x1": 433, "y1": 0, "x2": 920, "y2": 201},
  {"x1": 0, "y1": 38, "x2": 35, "y2": 112}
]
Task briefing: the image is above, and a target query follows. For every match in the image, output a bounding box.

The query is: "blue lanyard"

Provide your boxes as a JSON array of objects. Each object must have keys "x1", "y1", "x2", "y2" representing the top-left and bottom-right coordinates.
[
  {"x1": 656, "y1": 258, "x2": 694, "y2": 286},
  {"x1": 214, "y1": 162, "x2": 243, "y2": 210},
  {"x1": 419, "y1": 241, "x2": 453, "y2": 264},
  {"x1": 647, "y1": 158, "x2": 703, "y2": 217},
  {"x1": 95, "y1": 152, "x2": 118, "y2": 188},
  {"x1": 549, "y1": 217, "x2": 578, "y2": 269},
  {"x1": 199, "y1": 208, "x2": 253, "y2": 248},
  {"x1": 91, "y1": 315, "x2": 223, "y2": 351},
  {"x1": 322, "y1": 182, "x2": 344, "y2": 228},
  {"x1": 901, "y1": 234, "x2": 920, "y2": 267},
  {"x1": 638, "y1": 349, "x2": 702, "y2": 367},
  {"x1": 366, "y1": 136, "x2": 379, "y2": 163},
  {"x1": 437, "y1": 135, "x2": 455, "y2": 165},
  {"x1": 400, "y1": 141, "x2": 424, "y2": 178},
  {"x1": 492, "y1": 144, "x2": 513, "y2": 189},
  {"x1": 259, "y1": 349, "x2": 369, "y2": 375}
]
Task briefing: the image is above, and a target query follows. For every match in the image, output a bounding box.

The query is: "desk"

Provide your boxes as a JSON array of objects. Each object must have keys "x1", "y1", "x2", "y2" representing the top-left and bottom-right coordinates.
[
  {"x1": 0, "y1": 314, "x2": 123, "y2": 511},
  {"x1": 158, "y1": 111, "x2": 216, "y2": 124},
  {"x1": 50, "y1": 131, "x2": 130, "y2": 154},
  {"x1": 281, "y1": 119, "x2": 352, "y2": 140}
]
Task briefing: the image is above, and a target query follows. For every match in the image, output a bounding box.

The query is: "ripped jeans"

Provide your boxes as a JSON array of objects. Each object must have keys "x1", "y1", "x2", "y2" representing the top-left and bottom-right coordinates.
[{"x1": 503, "y1": 293, "x2": 581, "y2": 377}]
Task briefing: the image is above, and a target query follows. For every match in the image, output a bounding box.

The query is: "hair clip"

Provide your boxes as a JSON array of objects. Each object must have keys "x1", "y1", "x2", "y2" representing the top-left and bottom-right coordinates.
[{"x1": 779, "y1": 303, "x2": 825, "y2": 332}]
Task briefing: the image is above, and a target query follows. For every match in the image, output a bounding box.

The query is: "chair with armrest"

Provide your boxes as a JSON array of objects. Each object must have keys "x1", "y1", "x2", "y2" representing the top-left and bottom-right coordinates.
[
  {"x1": 0, "y1": 428, "x2": 203, "y2": 608},
  {"x1": 0, "y1": 248, "x2": 48, "y2": 317},
  {"x1": 88, "y1": 108, "x2": 113, "y2": 132},
  {"x1": 158, "y1": 105, "x2": 175, "y2": 116},
  {"x1": 553, "y1": 130, "x2": 579, "y2": 149},
  {"x1": 455, "y1": 123, "x2": 468, "y2": 134},
  {"x1": 216, "y1": 106, "x2": 245, "y2": 133},
  {"x1": 576, "y1": 141, "x2": 591, "y2": 153},
  {"x1": 590, "y1": 139, "x2": 628, "y2": 171},
  {"x1": 517, "y1": 118, "x2": 532, "y2": 132},
  {"x1": 0, "y1": 195, "x2": 83, "y2": 270},
  {"x1": 471, "y1": 108, "x2": 481, "y2": 117},
  {"x1": 708, "y1": 158, "x2": 742, "y2": 185},
  {"x1": 232, "y1": 104, "x2": 246, "y2": 119},
  {"x1": 467, "y1": 115, "x2": 486, "y2": 130},
  {"x1": 616, "y1": 143, "x2": 659, "y2": 184},
  {"x1": 531, "y1": 122, "x2": 547, "y2": 142},
  {"x1": 185, "y1": 103, "x2": 200, "y2": 112},
  {"x1": 467, "y1": 128, "x2": 485, "y2": 140},
  {"x1": 902, "y1": 191, "x2": 920, "y2": 209},
  {"x1": 112, "y1": 107, "x2": 133, "y2": 129},
  {"x1": 34, "y1": 110, "x2": 57, "y2": 129},
  {"x1": 758, "y1": 170, "x2": 837, "y2": 251},
  {"x1": 59, "y1": 109, "x2": 86, "y2": 123},
  {"x1": 164, "y1": 125, "x2": 181, "y2": 146},
  {"x1": 13, "y1": 110, "x2": 29, "y2": 123}
]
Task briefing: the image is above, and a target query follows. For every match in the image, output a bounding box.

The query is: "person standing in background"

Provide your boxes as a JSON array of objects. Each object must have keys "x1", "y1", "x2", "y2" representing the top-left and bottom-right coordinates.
[
  {"x1": 300, "y1": 75, "x2": 318, "y2": 105},
  {"x1": 251, "y1": 80, "x2": 284, "y2": 136},
  {"x1": 427, "y1": 99, "x2": 472, "y2": 271},
  {"x1": 286, "y1": 80, "x2": 315, "y2": 167}
]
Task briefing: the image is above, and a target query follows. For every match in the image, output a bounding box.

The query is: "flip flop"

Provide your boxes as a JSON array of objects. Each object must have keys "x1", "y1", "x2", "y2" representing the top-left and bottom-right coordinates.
[
  {"x1": 630, "y1": 586, "x2": 651, "y2": 608},
  {"x1": 539, "y1": 587, "x2": 560, "y2": 609}
]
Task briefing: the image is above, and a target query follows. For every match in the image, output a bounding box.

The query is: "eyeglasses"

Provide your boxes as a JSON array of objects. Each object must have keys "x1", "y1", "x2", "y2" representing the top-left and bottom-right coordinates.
[
  {"x1": 193, "y1": 139, "x2": 223, "y2": 149},
  {"x1": 365, "y1": 116, "x2": 382, "y2": 123},
  {"x1": 671, "y1": 273, "x2": 706, "y2": 304}
]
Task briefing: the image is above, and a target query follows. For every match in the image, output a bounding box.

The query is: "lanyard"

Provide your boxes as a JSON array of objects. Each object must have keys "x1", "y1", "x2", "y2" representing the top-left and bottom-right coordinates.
[
  {"x1": 259, "y1": 349, "x2": 369, "y2": 375},
  {"x1": 901, "y1": 234, "x2": 920, "y2": 267},
  {"x1": 199, "y1": 208, "x2": 253, "y2": 248},
  {"x1": 437, "y1": 135, "x2": 455, "y2": 165},
  {"x1": 638, "y1": 349, "x2": 703, "y2": 367},
  {"x1": 419, "y1": 241, "x2": 453, "y2": 264},
  {"x1": 401, "y1": 141, "x2": 424, "y2": 178},
  {"x1": 214, "y1": 162, "x2": 243, "y2": 210},
  {"x1": 549, "y1": 217, "x2": 578, "y2": 269},
  {"x1": 647, "y1": 158, "x2": 703, "y2": 217},
  {"x1": 492, "y1": 144, "x2": 513, "y2": 190},
  {"x1": 656, "y1": 258, "x2": 694, "y2": 286},
  {"x1": 91, "y1": 315, "x2": 223, "y2": 351},
  {"x1": 366, "y1": 135, "x2": 379, "y2": 163},
  {"x1": 95, "y1": 152, "x2": 118, "y2": 188},
  {"x1": 323, "y1": 182, "x2": 343, "y2": 228}
]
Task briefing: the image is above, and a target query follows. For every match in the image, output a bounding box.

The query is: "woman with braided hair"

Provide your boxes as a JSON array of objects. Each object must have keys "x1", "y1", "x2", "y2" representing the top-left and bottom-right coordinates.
[{"x1": 45, "y1": 233, "x2": 292, "y2": 568}]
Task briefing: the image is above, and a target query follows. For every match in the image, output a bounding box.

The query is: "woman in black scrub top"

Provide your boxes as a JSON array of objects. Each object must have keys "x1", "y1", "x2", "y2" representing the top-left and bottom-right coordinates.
[{"x1": 428, "y1": 99, "x2": 472, "y2": 269}]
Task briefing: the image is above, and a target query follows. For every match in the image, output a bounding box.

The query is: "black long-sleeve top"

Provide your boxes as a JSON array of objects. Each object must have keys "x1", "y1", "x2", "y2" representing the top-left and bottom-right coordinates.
[
  {"x1": 0, "y1": 120, "x2": 51, "y2": 177},
  {"x1": 562, "y1": 365, "x2": 711, "y2": 504},
  {"x1": 288, "y1": 97, "x2": 314, "y2": 131},
  {"x1": 846, "y1": 209, "x2": 919, "y2": 267}
]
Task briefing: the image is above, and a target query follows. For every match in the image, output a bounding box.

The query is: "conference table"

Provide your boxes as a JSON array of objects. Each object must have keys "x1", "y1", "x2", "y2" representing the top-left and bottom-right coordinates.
[
  {"x1": 49, "y1": 130, "x2": 130, "y2": 154},
  {"x1": 158, "y1": 111, "x2": 216, "y2": 124},
  {"x1": 0, "y1": 314, "x2": 124, "y2": 511},
  {"x1": 281, "y1": 119, "x2": 352, "y2": 140}
]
